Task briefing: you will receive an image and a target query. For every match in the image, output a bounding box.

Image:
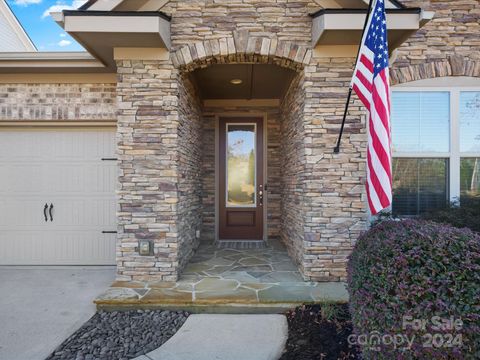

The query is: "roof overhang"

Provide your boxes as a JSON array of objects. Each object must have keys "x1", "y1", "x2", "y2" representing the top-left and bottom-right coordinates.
[
  {"x1": 0, "y1": 52, "x2": 108, "y2": 73},
  {"x1": 311, "y1": 8, "x2": 434, "y2": 50},
  {"x1": 52, "y1": 10, "x2": 171, "y2": 70}
]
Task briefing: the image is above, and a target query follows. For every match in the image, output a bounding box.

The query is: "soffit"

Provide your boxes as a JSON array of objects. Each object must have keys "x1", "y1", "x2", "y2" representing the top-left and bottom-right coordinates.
[
  {"x1": 0, "y1": 52, "x2": 108, "y2": 73},
  {"x1": 311, "y1": 8, "x2": 434, "y2": 50},
  {"x1": 191, "y1": 64, "x2": 297, "y2": 100},
  {"x1": 52, "y1": 10, "x2": 171, "y2": 70}
]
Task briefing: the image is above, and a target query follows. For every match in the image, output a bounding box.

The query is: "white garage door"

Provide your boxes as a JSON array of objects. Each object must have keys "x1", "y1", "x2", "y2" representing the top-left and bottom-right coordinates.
[{"x1": 0, "y1": 129, "x2": 117, "y2": 265}]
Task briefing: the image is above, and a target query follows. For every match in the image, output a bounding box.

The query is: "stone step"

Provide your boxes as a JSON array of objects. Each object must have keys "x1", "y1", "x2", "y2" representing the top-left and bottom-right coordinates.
[{"x1": 94, "y1": 281, "x2": 349, "y2": 313}]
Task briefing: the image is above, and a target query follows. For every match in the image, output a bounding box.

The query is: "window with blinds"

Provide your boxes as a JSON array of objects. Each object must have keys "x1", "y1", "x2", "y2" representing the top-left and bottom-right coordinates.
[
  {"x1": 392, "y1": 158, "x2": 449, "y2": 216},
  {"x1": 391, "y1": 91, "x2": 451, "y2": 216},
  {"x1": 461, "y1": 158, "x2": 480, "y2": 200},
  {"x1": 391, "y1": 92, "x2": 450, "y2": 153},
  {"x1": 460, "y1": 92, "x2": 480, "y2": 153},
  {"x1": 390, "y1": 86, "x2": 480, "y2": 216}
]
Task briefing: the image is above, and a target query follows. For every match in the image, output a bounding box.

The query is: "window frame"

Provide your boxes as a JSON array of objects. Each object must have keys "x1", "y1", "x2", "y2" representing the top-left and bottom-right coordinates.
[{"x1": 392, "y1": 85, "x2": 480, "y2": 205}]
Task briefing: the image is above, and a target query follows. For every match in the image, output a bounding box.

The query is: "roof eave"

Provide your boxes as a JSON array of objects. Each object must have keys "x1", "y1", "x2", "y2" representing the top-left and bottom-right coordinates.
[{"x1": 311, "y1": 8, "x2": 435, "y2": 51}]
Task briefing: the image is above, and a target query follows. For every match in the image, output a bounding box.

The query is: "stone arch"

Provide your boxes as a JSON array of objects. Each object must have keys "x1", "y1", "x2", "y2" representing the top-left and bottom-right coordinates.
[
  {"x1": 390, "y1": 55, "x2": 480, "y2": 85},
  {"x1": 170, "y1": 30, "x2": 312, "y2": 72}
]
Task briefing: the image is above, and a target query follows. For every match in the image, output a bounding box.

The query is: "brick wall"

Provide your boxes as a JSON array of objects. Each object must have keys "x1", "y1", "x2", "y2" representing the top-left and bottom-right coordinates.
[{"x1": 0, "y1": 83, "x2": 116, "y2": 121}]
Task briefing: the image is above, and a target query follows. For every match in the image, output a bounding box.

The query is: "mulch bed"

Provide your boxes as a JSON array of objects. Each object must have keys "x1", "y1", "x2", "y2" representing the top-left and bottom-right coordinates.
[
  {"x1": 280, "y1": 304, "x2": 360, "y2": 360},
  {"x1": 46, "y1": 309, "x2": 189, "y2": 360}
]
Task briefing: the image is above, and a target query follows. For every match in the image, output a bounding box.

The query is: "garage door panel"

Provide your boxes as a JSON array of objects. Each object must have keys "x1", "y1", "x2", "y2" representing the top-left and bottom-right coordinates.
[
  {"x1": 0, "y1": 164, "x2": 45, "y2": 194},
  {"x1": 0, "y1": 132, "x2": 50, "y2": 161},
  {"x1": 0, "y1": 231, "x2": 116, "y2": 265},
  {"x1": 0, "y1": 129, "x2": 117, "y2": 265},
  {"x1": 50, "y1": 198, "x2": 116, "y2": 227},
  {"x1": 47, "y1": 164, "x2": 88, "y2": 193},
  {"x1": 85, "y1": 164, "x2": 117, "y2": 193},
  {"x1": 0, "y1": 199, "x2": 50, "y2": 227}
]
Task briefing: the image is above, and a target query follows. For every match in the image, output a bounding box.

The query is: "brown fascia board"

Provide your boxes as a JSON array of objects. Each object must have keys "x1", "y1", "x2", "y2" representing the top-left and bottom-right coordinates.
[
  {"x1": 390, "y1": 0, "x2": 407, "y2": 9},
  {"x1": 63, "y1": 10, "x2": 172, "y2": 21},
  {"x1": 78, "y1": 0, "x2": 97, "y2": 10},
  {"x1": 310, "y1": 7, "x2": 421, "y2": 18}
]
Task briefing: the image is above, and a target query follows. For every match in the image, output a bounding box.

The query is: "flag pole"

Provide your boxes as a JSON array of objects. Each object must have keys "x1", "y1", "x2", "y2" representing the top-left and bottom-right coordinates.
[{"x1": 333, "y1": 0, "x2": 375, "y2": 154}]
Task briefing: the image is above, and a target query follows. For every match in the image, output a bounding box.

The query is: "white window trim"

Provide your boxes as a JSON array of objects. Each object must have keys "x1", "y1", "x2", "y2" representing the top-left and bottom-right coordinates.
[{"x1": 392, "y1": 85, "x2": 480, "y2": 205}]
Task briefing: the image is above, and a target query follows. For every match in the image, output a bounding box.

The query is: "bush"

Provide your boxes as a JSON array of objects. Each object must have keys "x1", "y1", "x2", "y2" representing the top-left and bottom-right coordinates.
[
  {"x1": 347, "y1": 219, "x2": 480, "y2": 359},
  {"x1": 422, "y1": 196, "x2": 480, "y2": 233}
]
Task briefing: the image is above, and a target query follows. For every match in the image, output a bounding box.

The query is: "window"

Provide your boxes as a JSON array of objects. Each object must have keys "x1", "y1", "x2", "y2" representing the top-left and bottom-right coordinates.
[
  {"x1": 391, "y1": 84, "x2": 480, "y2": 216},
  {"x1": 392, "y1": 92, "x2": 450, "y2": 153},
  {"x1": 460, "y1": 158, "x2": 480, "y2": 200},
  {"x1": 460, "y1": 92, "x2": 480, "y2": 153},
  {"x1": 392, "y1": 158, "x2": 448, "y2": 215}
]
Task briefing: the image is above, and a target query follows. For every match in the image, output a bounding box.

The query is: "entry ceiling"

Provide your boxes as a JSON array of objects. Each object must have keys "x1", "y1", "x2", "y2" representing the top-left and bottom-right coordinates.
[{"x1": 191, "y1": 64, "x2": 297, "y2": 100}]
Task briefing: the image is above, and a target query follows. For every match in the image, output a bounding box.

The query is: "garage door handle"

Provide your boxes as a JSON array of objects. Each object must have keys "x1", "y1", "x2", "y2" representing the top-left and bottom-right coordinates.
[
  {"x1": 49, "y1": 203, "x2": 54, "y2": 222},
  {"x1": 43, "y1": 203, "x2": 48, "y2": 222}
]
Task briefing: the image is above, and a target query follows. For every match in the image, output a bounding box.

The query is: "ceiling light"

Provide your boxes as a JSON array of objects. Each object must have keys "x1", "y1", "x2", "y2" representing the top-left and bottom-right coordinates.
[{"x1": 230, "y1": 79, "x2": 243, "y2": 85}]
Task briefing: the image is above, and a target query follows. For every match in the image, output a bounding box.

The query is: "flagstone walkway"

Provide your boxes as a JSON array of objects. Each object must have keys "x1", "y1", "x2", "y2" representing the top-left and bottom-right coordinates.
[{"x1": 95, "y1": 240, "x2": 348, "y2": 311}]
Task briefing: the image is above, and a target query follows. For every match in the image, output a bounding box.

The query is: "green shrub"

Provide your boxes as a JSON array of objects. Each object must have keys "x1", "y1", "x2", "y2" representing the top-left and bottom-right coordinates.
[
  {"x1": 422, "y1": 197, "x2": 480, "y2": 233},
  {"x1": 347, "y1": 219, "x2": 480, "y2": 359}
]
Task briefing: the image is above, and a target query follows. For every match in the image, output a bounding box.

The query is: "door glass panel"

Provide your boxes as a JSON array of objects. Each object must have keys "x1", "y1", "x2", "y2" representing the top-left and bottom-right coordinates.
[{"x1": 226, "y1": 124, "x2": 256, "y2": 207}]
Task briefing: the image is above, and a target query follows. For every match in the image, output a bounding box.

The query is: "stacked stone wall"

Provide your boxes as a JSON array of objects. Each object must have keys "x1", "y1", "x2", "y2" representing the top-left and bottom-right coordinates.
[
  {"x1": 176, "y1": 74, "x2": 203, "y2": 269},
  {"x1": 280, "y1": 73, "x2": 307, "y2": 271},
  {"x1": 391, "y1": 0, "x2": 480, "y2": 84},
  {"x1": 163, "y1": 0, "x2": 320, "y2": 49},
  {"x1": 302, "y1": 56, "x2": 368, "y2": 281},
  {"x1": 116, "y1": 59, "x2": 181, "y2": 282}
]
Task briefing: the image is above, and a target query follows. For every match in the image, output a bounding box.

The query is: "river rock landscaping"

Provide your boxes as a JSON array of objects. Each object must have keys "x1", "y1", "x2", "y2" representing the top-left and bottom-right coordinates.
[
  {"x1": 280, "y1": 304, "x2": 359, "y2": 360},
  {"x1": 46, "y1": 309, "x2": 189, "y2": 360}
]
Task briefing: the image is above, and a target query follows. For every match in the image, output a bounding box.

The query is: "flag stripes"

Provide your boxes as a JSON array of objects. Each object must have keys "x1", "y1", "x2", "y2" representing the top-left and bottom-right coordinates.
[{"x1": 351, "y1": 0, "x2": 393, "y2": 215}]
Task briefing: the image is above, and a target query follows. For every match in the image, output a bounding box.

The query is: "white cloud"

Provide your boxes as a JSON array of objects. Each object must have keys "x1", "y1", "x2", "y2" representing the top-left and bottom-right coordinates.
[
  {"x1": 12, "y1": 0, "x2": 42, "y2": 6},
  {"x1": 58, "y1": 39, "x2": 72, "y2": 47},
  {"x1": 41, "y1": 0, "x2": 87, "y2": 18},
  {"x1": 59, "y1": 33, "x2": 66, "y2": 37}
]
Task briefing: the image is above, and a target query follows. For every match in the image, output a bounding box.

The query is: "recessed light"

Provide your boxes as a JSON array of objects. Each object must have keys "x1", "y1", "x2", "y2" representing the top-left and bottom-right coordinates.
[{"x1": 230, "y1": 79, "x2": 243, "y2": 85}]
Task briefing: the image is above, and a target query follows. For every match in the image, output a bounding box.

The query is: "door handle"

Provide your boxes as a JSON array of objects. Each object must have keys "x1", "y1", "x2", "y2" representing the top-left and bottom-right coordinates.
[
  {"x1": 43, "y1": 203, "x2": 48, "y2": 222},
  {"x1": 49, "y1": 203, "x2": 54, "y2": 222}
]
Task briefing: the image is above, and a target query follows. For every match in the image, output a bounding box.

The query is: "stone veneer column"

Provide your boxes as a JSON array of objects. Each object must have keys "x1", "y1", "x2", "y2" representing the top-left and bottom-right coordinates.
[
  {"x1": 301, "y1": 56, "x2": 368, "y2": 282},
  {"x1": 116, "y1": 59, "x2": 181, "y2": 282}
]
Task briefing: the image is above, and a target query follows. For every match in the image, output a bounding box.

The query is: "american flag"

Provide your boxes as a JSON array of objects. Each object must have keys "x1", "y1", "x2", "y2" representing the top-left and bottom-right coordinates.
[{"x1": 351, "y1": 0, "x2": 392, "y2": 215}]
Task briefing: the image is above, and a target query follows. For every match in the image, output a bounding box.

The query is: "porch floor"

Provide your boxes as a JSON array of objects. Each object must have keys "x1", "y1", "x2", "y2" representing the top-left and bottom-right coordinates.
[{"x1": 95, "y1": 240, "x2": 348, "y2": 312}]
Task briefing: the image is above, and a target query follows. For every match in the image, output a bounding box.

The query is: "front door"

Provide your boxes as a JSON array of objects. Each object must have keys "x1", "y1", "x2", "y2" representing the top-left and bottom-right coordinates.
[{"x1": 219, "y1": 117, "x2": 264, "y2": 240}]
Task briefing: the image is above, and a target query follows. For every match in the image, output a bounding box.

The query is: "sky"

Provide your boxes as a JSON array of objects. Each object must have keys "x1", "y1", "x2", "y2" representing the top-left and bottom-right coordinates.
[{"x1": 7, "y1": 0, "x2": 87, "y2": 51}]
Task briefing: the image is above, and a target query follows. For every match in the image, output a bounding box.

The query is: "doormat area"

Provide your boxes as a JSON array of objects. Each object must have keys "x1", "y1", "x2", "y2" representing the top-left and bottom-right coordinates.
[{"x1": 216, "y1": 240, "x2": 267, "y2": 249}]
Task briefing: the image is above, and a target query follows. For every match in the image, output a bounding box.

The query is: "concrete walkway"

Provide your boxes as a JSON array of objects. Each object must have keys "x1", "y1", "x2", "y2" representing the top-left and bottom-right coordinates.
[
  {"x1": 0, "y1": 266, "x2": 115, "y2": 360},
  {"x1": 136, "y1": 314, "x2": 288, "y2": 360}
]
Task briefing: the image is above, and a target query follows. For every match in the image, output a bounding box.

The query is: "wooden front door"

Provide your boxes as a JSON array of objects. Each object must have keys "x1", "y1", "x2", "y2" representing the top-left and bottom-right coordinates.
[{"x1": 219, "y1": 117, "x2": 264, "y2": 240}]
